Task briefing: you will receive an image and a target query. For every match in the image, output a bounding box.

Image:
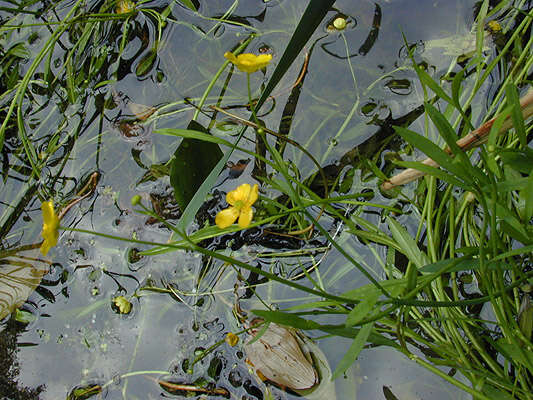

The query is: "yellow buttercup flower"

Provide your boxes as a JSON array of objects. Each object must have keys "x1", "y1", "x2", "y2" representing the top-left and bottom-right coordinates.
[
  {"x1": 224, "y1": 52, "x2": 272, "y2": 73},
  {"x1": 215, "y1": 183, "x2": 259, "y2": 229},
  {"x1": 487, "y1": 20, "x2": 502, "y2": 33},
  {"x1": 40, "y1": 200, "x2": 59, "y2": 256}
]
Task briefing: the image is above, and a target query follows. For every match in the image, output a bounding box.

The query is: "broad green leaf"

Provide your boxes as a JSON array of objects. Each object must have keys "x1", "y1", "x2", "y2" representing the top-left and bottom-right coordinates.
[
  {"x1": 251, "y1": 310, "x2": 396, "y2": 347},
  {"x1": 252, "y1": 310, "x2": 321, "y2": 330},
  {"x1": 170, "y1": 121, "x2": 223, "y2": 209},
  {"x1": 480, "y1": 385, "x2": 516, "y2": 400},
  {"x1": 331, "y1": 322, "x2": 373, "y2": 380},
  {"x1": 156, "y1": 128, "x2": 232, "y2": 146},
  {"x1": 518, "y1": 296, "x2": 532, "y2": 340},
  {"x1": 491, "y1": 244, "x2": 533, "y2": 260},
  {"x1": 488, "y1": 106, "x2": 512, "y2": 151},
  {"x1": 342, "y1": 279, "x2": 408, "y2": 300}
]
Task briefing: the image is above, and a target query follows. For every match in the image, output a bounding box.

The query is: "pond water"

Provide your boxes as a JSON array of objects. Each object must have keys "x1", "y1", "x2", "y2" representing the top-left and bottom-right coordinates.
[{"x1": 0, "y1": 0, "x2": 509, "y2": 399}]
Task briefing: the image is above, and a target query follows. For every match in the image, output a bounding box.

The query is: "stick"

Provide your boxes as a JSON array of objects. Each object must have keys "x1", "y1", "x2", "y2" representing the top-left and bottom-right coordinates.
[{"x1": 381, "y1": 89, "x2": 533, "y2": 190}]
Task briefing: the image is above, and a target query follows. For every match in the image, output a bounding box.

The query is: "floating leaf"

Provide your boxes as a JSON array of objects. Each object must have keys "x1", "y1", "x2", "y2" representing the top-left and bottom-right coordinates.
[{"x1": 112, "y1": 295, "x2": 132, "y2": 314}]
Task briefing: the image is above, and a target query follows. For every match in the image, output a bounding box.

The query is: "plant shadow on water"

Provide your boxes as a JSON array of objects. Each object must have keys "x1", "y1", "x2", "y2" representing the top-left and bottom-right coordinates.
[{"x1": 1, "y1": 0, "x2": 532, "y2": 399}]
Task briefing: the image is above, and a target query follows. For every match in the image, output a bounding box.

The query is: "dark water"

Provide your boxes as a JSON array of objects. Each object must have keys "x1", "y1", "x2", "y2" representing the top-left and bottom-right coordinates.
[{"x1": 0, "y1": 0, "x2": 489, "y2": 398}]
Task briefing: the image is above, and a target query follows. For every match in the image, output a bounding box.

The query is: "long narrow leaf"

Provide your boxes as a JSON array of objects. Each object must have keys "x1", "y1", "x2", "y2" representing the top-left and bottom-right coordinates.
[
  {"x1": 394, "y1": 126, "x2": 472, "y2": 184},
  {"x1": 505, "y1": 83, "x2": 527, "y2": 147},
  {"x1": 255, "y1": 0, "x2": 335, "y2": 111},
  {"x1": 395, "y1": 161, "x2": 470, "y2": 190},
  {"x1": 387, "y1": 216, "x2": 430, "y2": 269},
  {"x1": 331, "y1": 322, "x2": 373, "y2": 380}
]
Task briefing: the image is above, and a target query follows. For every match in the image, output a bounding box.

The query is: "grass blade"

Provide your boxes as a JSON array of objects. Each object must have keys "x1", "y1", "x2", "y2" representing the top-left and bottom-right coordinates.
[
  {"x1": 255, "y1": 0, "x2": 335, "y2": 111},
  {"x1": 331, "y1": 322, "x2": 373, "y2": 380}
]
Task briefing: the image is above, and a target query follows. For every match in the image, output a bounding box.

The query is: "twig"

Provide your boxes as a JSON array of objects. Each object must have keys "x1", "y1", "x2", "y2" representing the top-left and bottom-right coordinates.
[{"x1": 381, "y1": 89, "x2": 533, "y2": 190}]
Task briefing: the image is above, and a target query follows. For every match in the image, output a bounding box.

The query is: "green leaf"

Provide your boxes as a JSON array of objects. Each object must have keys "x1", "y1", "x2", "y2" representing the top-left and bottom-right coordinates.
[
  {"x1": 521, "y1": 173, "x2": 533, "y2": 222},
  {"x1": 419, "y1": 257, "x2": 510, "y2": 273},
  {"x1": 387, "y1": 216, "x2": 430, "y2": 269},
  {"x1": 252, "y1": 309, "x2": 397, "y2": 347},
  {"x1": 424, "y1": 102, "x2": 476, "y2": 175},
  {"x1": 345, "y1": 290, "x2": 379, "y2": 327},
  {"x1": 170, "y1": 121, "x2": 223, "y2": 209},
  {"x1": 394, "y1": 126, "x2": 472, "y2": 185},
  {"x1": 176, "y1": 0, "x2": 198, "y2": 11},
  {"x1": 498, "y1": 148, "x2": 533, "y2": 174},
  {"x1": 331, "y1": 322, "x2": 373, "y2": 380},
  {"x1": 136, "y1": 48, "x2": 157, "y2": 77},
  {"x1": 505, "y1": 84, "x2": 526, "y2": 147},
  {"x1": 395, "y1": 160, "x2": 470, "y2": 190},
  {"x1": 494, "y1": 339, "x2": 533, "y2": 371},
  {"x1": 255, "y1": 0, "x2": 335, "y2": 111}
]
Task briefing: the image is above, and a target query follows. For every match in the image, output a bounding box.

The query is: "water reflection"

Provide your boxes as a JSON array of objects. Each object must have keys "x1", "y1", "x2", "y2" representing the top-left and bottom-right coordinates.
[{"x1": 0, "y1": 0, "x2": 510, "y2": 398}]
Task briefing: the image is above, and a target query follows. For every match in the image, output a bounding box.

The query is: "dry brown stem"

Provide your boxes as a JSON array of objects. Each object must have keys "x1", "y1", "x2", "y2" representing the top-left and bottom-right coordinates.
[{"x1": 381, "y1": 89, "x2": 533, "y2": 190}]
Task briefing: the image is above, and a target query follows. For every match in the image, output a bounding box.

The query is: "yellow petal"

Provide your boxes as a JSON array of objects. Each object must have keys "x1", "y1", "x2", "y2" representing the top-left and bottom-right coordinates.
[
  {"x1": 224, "y1": 51, "x2": 238, "y2": 64},
  {"x1": 225, "y1": 52, "x2": 272, "y2": 73},
  {"x1": 238, "y1": 206, "x2": 253, "y2": 228},
  {"x1": 40, "y1": 201, "x2": 59, "y2": 256},
  {"x1": 215, "y1": 207, "x2": 240, "y2": 228},
  {"x1": 246, "y1": 184, "x2": 259, "y2": 207},
  {"x1": 236, "y1": 53, "x2": 272, "y2": 73},
  {"x1": 227, "y1": 183, "x2": 251, "y2": 205}
]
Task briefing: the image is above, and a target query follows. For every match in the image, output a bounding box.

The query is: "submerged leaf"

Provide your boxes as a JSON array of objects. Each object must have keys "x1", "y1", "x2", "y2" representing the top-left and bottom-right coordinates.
[
  {"x1": 0, "y1": 262, "x2": 47, "y2": 320},
  {"x1": 245, "y1": 318, "x2": 318, "y2": 390},
  {"x1": 170, "y1": 121, "x2": 223, "y2": 209}
]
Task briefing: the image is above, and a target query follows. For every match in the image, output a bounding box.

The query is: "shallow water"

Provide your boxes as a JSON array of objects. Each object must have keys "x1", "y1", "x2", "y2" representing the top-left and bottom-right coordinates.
[{"x1": 0, "y1": 0, "x2": 494, "y2": 398}]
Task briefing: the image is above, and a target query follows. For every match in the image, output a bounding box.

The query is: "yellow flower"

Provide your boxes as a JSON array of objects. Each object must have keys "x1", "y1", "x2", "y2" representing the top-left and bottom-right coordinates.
[
  {"x1": 487, "y1": 20, "x2": 502, "y2": 33},
  {"x1": 116, "y1": 0, "x2": 135, "y2": 14},
  {"x1": 224, "y1": 52, "x2": 272, "y2": 73},
  {"x1": 215, "y1": 184, "x2": 259, "y2": 229},
  {"x1": 40, "y1": 200, "x2": 59, "y2": 256},
  {"x1": 225, "y1": 332, "x2": 239, "y2": 346}
]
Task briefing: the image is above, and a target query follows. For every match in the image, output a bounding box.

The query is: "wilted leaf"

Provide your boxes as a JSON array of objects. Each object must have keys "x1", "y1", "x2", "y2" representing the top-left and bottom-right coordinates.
[{"x1": 128, "y1": 101, "x2": 156, "y2": 121}]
